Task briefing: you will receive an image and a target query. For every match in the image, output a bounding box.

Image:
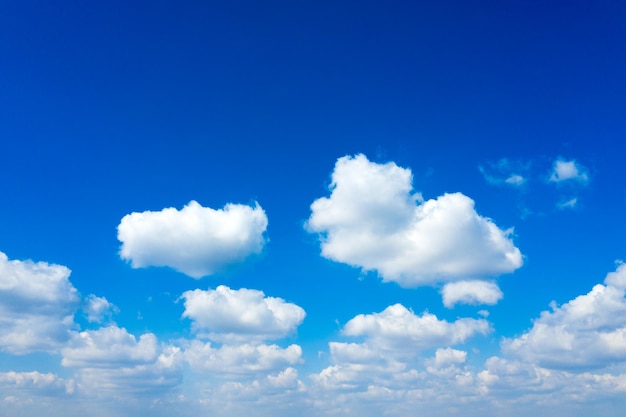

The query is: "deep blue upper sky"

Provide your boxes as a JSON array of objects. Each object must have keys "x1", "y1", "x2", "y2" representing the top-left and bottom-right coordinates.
[{"x1": 1, "y1": 2, "x2": 625, "y2": 416}]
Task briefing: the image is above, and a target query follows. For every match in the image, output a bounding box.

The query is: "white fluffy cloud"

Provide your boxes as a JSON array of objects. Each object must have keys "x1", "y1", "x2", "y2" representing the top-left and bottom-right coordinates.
[
  {"x1": 0, "y1": 252, "x2": 79, "y2": 354},
  {"x1": 183, "y1": 341, "x2": 302, "y2": 375},
  {"x1": 549, "y1": 159, "x2": 589, "y2": 184},
  {"x1": 342, "y1": 304, "x2": 491, "y2": 352},
  {"x1": 118, "y1": 200, "x2": 268, "y2": 278},
  {"x1": 181, "y1": 285, "x2": 306, "y2": 342},
  {"x1": 83, "y1": 294, "x2": 118, "y2": 323},
  {"x1": 61, "y1": 326, "x2": 159, "y2": 367},
  {"x1": 441, "y1": 280, "x2": 503, "y2": 308},
  {"x1": 502, "y1": 263, "x2": 626, "y2": 370},
  {"x1": 61, "y1": 326, "x2": 182, "y2": 397},
  {"x1": 307, "y1": 154, "x2": 522, "y2": 288},
  {"x1": 311, "y1": 304, "x2": 490, "y2": 394}
]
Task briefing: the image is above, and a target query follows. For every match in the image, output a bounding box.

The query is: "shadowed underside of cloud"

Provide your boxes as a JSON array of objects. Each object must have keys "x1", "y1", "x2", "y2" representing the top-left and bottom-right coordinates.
[
  {"x1": 307, "y1": 154, "x2": 523, "y2": 292},
  {"x1": 117, "y1": 200, "x2": 268, "y2": 278}
]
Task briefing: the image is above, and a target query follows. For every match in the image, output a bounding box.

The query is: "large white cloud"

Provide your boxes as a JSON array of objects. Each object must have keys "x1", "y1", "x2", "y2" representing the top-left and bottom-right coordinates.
[
  {"x1": 181, "y1": 285, "x2": 306, "y2": 342},
  {"x1": 307, "y1": 154, "x2": 522, "y2": 288},
  {"x1": 0, "y1": 251, "x2": 79, "y2": 354},
  {"x1": 183, "y1": 341, "x2": 302, "y2": 375},
  {"x1": 118, "y1": 200, "x2": 268, "y2": 278},
  {"x1": 503, "y1": 262, "x2": 626, "y2": 370}
]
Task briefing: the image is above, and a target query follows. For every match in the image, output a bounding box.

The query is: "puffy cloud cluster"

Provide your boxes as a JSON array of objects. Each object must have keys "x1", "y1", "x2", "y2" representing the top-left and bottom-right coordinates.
[
  {"x1": 181, "y1": 285, "x2": 306, "y2": 343},
  {"x1": 184, "y1": 341, "x2": 302, "y2": 375},
  {"x1": 180, "y1": 285, "x2": 306, "y2": 384},
  {"x1": 503, "y1": 263, "x2": 626, "y2": 370},
  {"x1": 307, "y1": 154, "x2": 522, "y2": 289},
  {"x1": 61, "y1": 326, "x2": 182, "y2": 396},
  {"x1": 311, "y1": 303, "x2": 489, "y2": 394},
  {"x1": 0, "y1": 252, "x2": 79, "y2": 354},
  {"x1": 118, "y1": 200, "x2": 268, "y2": 278}
]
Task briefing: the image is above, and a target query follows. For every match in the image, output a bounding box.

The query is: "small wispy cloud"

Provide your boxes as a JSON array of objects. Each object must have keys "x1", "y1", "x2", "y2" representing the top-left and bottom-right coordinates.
[{"x1": 479, "y1": 158, "x2": 530, "y2": 187}]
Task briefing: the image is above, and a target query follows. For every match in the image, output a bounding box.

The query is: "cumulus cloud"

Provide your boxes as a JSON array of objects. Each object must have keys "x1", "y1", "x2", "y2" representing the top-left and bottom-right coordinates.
[
  {"x1": 441, "y1": 280, "x2": 503, "y2": 308},
  {"x1": 183, "y1": 341, "x2": 302, "y2": 375},
  {"x1": 548, "y1": 159, "x2": 590, "y2": 184},
  {"x1": 118, "y1": 200, "x2": 268, "y2": 278},
  {"x1": 181, "y1": 285, "x2": 306, "y2": 342},
  {"x1": 61, "y1": 326, "x2": 159, "y2": 367},
  {"x1": 307, "y1": 154, "x2": 522, "y2": 288},
  {"x1": 503, "y1": 262, "x2": 626, "y2": 370},
  {"x1": 0, "y1": 371, "x2": 75, "y2": 396},
  {"x1": 0, "y1": 251, "x2": 79, "y2": 354},
  {"x1": 62, "y1": 326, "x2": 182, "y2": 396},
  {"x1": 311, "y1": 304, "x2": 490, "y2": 393},
  {"x1": 83, "y1": 294, "x2": 118, "y2": 323},
  {"x1": 343, "y1": 304, "x2": 491, "y2": 352}
]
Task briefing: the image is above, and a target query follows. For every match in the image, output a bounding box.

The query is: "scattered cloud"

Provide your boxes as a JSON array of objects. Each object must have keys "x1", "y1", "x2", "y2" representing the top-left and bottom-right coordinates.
[
  {"x1": 0, "y1": 252, "x2": 79, "y2": 354},
  {"x1": 117, "y1": 200, "x2": 268, "y2": 278},
  {"x1": 548, "y1": 159, "x2": 590, "y2": 185},
  {"x1": 181, "y1": 285, "x2": 306, "y2": 343},
  {"x1": 479, "y1": 159, "x2": 529, "y2": 187},
  {"x1": 83, "y1": 295, "x2": 118, "y2": 324},
  {"x1": 307, "y1": 154, "x2": 522, "y2": 288},
  {"x1": 441, "y1": 280, "x2": 503, "y2": 308},
  {"x1": 502, "y1": 262, "x2": 626, "y2": 370},
  {"x1": 557, "y1": 197, "x2": 578, "y2": 210}
]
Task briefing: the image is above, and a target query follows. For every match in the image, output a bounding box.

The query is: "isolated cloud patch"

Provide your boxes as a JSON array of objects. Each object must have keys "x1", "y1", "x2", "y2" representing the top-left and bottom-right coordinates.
[
  {"x1": 441, "y1": 281, "x2": 503, "y2": 308},
  {"x1": 502, "y1": 262, "x2": 626, "y2": 370},
  {"x1": 181, "y1": 285, "x2": 306, "y2": 342},
  {"x1": 118, "y1": 200, "x2": 268, "y2": 278},
  {"x1": 0, "y1": 252, "x2": 79, "y2": 354},
  {"x1": 307, "y1": 154, "x2": 522, "y2": 287},
  {"x1": 83, "y1": 295, "x2": 118, "y2": 324},
  {"x1": 549, "y1": 159, "x2": 590, "y2": 184},
  {"x1": 479, "y1": 158, "x2": 529, "y2": 187}
]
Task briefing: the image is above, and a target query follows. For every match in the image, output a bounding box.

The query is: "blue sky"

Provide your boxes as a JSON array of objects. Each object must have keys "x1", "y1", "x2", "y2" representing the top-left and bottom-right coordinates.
[{"x1": 1, "y1": 1, "x2": 626, "y2": 416}]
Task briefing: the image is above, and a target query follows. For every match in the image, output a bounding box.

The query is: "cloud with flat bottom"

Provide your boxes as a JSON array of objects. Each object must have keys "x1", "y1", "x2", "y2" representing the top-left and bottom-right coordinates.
[{"x1": 117, "y1": 200, "x2": 268, "y2": 278}]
